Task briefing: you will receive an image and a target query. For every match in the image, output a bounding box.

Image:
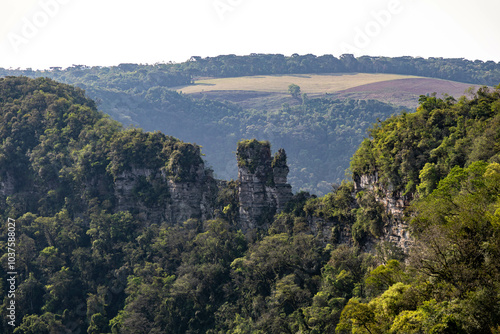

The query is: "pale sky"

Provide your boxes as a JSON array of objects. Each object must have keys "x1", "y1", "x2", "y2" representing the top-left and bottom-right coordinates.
[{"x1": 1, "y1": 0, "x2": 499, "y2": 69}]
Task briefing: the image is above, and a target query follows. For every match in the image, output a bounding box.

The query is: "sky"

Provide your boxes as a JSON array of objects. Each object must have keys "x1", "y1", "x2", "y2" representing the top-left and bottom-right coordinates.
[{"x1": 1, "y1": 0, "x2": 499, "y2": 70}]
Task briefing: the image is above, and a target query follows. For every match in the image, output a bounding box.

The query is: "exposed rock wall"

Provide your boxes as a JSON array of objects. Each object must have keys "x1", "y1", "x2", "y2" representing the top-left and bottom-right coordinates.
[
  {"x1": 237, "y1": 140, "x2": 293, "y2": 232},
  {"x1": 354, "y1": 172, "x2": 413, "y2": 252},
  {"x1": 109, "y1": 140, "x2": 294, "y2": 231},
  {"x1": 0, "y1": 172, "x2": 15, "y2": 197},
  {"x1": 113, "y1": 162, "x2": 217, "y2": 225},
  {"x1": 307, "y1": 216, "x2": 354, "y2": 248}
]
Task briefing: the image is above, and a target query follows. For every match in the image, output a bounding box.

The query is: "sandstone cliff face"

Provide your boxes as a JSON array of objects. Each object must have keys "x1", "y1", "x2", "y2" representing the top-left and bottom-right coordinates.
[
  {"x1": 237, "y1": 140, "x2": 293, "y2": 232},
  {"x1": 113, "y1": 162, "x2": 217, "y2": 225},
  {"x1": 106, "y1": 140, "x2": 295, "y2": 230},
  {"x1": 0, "y1": 172, "x2": 15, "y2": 197},
  {"x1": 354, "y1": 172, "x2": 413, "y2": 252},
  {"x1": 307, "y1": 216, "x2": 354, "y2": 247}
]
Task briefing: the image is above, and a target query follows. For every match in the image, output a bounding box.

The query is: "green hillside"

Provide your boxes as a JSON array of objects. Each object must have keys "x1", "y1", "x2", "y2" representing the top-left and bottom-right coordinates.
[
  {"x1": 2, "y1": 54, "x2": 500, "y2": 195},
  {"x1": 336, "y1": 85, "x2": 500, "y2": 334},
  {"x1": 1, "y1": 76, "x2": 500, "y2": 333}
]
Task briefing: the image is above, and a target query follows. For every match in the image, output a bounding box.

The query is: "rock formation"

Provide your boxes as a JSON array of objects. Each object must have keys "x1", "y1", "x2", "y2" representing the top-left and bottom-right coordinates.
[
  {"x1": 354, "y1": 172, "x2": 413, "y2": 252},
  {"x1": 113, "y1": 161, "x2": 217, "y2": 225},
  {"x1": 236, "y1": 139, "x2": 293, "y2": 232},
  {"x1": 0, "y1": 172, "x2": 15, "y2": 197}
]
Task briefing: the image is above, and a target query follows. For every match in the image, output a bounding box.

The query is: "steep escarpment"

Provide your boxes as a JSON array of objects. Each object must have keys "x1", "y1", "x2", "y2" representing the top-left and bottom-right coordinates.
[
  {"x1": 353, "y1": 173, "x2": 412, "y2": 251},
  {"x1": 111, "y1": 155, "x2": 217, "y2": 224},
  {"x1": 0, "y1": 77, "x2": 218, "y2": 225},
  {"x1": 350, "y1": 86, "x2": 500, "y2": 251}
]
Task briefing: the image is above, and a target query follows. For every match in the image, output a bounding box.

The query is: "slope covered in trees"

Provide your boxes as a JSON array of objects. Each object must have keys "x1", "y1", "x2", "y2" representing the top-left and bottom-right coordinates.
[
  {"x1": 1, "y1": 76, "x2": 500, "y2": 333},
  {"x1": 351, "y1": 86, "x2": 500, "y2": 197},
  {"x1": 335, "y1": 86, "x2": 500, "y2": 333},
  {"x1": 2, "y1": 54, "x2": 500, "y2": 195}
]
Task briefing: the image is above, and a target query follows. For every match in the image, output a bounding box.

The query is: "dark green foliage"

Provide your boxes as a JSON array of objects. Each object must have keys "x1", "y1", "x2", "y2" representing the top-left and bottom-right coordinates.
[
  {"x1": 0, "y1": 77, "x2": 215, "y2": 333},
  {"x1": 337, "y1": 161, "x2": 500, "y2": 333},
  {"x1": 271, "y1": 147, "x2": 288, "y2": 170},
  {"x1": 352, "y1": 191, "x2": 386, "y2": 244},
  {"x1": 351, "y1": 86, "x2": 500, "y2": 196},
  {"x1": 338, "y1": 87, "x2": 500, "y2": 334},
  {"x1": 214, "y1": 180, "x2": 240, "y2": 225},
  {"x1": 236, "y1": 139, "x2": 271, "y2": 174},
  {"x1": 304, "y1": 181, "x2": 356, "y2": 224},
  {"x1": 283, "y1": 191, "x2": 315, "y2": 217},
  {"x1": 106, "y1": 129, "x2": 203, "y2": 182},
  {"x1": 3, "y1": 75, "x2": 500, "y2": 333}
]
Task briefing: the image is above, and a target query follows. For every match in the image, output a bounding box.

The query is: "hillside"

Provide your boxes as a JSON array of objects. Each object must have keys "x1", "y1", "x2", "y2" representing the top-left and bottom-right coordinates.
[
  {"x1": 1, "y1": 54, "x2": 498, "y2": 196},
  {"x1": 176, "y1": 73, "x2": 416, "y2": 94},
  {"x1": 339, "y1": 85, "x2": 500, "y2": 334},
  {"x1": 2, "y1": 77, "x2": 500, "y2": 333},
  {"x1": 0, "y1": 77, "x2": 226, "y2": 333}
]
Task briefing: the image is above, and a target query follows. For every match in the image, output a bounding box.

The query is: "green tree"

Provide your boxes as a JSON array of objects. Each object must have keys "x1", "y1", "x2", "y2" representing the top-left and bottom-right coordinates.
[
  {"x1": 336, "y1": 298, "x2": 377, "y2": 334},
  {"x1": 288, "y1": 83, "x2": 301, "y2": 99}
]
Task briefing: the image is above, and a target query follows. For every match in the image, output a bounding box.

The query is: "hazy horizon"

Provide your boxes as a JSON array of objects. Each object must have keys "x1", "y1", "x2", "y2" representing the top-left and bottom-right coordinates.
[{"x1": 1, "y1": 0, "x2": 499, "y2": 70}]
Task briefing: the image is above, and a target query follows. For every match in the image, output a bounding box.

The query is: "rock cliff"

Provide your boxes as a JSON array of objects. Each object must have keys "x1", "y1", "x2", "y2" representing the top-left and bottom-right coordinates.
[
  {"x1": 110, "y1": 139, "x2": 295, "y2": 232},
  {"x1": 113, "y1": 161, "x2": 217, "y2": 225},
  {"x1": 0, "y1": 172, "x2": 15, "y2": 197},
  {"x1": 236, "y1": 140, "x2": 293, "y2": 232},
  {"x1": 354, "y1": 172, "x2": 413, "y2": 252}
]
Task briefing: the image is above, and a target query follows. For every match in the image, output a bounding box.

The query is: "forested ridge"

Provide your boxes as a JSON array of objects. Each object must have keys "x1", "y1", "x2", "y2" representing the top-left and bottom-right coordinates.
[
  {"x1": 2, "y1": 54, "x2": 499, "y2": 195},
  {"x1": 1, "y1": 76, "x2": 500, "y2": 333},
  {"x1": 3, "y1": 54, "x2": 500, "y2": 86}
]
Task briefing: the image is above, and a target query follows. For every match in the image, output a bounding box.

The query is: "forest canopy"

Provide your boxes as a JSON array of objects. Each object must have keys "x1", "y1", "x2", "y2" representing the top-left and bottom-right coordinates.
[{"x1": 1, "y1": 72, "x2": 500, "y2": 332}]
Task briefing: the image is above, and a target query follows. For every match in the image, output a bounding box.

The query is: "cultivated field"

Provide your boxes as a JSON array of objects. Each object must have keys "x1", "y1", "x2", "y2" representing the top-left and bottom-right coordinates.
[
  {"x1": 176, "y1": 73, "x2": 484, "y2": 110},
  {"x1": 334, "y1": 77, "x2": 483, "y2": 108},
  {"x1": 176, "y1": 73, "x2": 419, "y2": 95}
]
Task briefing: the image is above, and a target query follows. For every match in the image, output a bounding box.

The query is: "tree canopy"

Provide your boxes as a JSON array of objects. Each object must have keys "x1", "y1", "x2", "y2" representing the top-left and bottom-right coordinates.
[{"x1": 2, "y1": 75, "x2": 500, "y2": 333}]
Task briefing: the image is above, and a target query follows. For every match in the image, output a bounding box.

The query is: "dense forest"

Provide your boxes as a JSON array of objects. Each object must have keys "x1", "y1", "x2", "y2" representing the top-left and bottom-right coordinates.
[
  {"x1": 1, "y1": 75, "x2": 500, "y2": 333},
  {"x1": 2, "y1": 54, "x2": 499, "y2": 195}
]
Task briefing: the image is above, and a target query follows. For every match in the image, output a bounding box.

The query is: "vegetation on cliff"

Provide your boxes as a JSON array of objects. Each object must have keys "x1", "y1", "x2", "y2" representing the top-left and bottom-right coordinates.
[
  {"x1": 351, "y1": 86, "x2": 500, "y2": 196},
  {"x1": 2, "y1": 76, "x2": 500, "y2": 333},
  {"x1": 7, "y1": 53, "x2": 500, "y2": 195}
]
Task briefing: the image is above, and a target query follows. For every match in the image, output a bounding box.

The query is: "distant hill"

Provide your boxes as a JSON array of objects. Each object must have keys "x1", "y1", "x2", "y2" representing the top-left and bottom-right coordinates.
[
  {"x1": 334, "y1": 77, "x2": 485, "y2": 108},
  {"x1": 176, "y1": 73, "x2": 416, "y2": 94}
]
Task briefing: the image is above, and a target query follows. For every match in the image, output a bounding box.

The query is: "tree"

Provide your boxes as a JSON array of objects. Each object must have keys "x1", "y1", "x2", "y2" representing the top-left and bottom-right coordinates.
[
  {"x1": 336, "y1": 298, "x2": 377, "y2": 334},
  {"x1": 288, "y1": 83, "x2": 301, "y2": 99}
]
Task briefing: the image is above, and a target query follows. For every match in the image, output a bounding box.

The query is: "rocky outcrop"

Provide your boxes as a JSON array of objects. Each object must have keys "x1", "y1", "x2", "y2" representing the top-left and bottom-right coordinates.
[
  {"x1": 354, "y1": 173, "x2": 413, "y2": 252},
  {"x1": 237, "y1": 140, "x2": 293, "y2": 232},
  {"x1": 0, "y1": 172, "x2": 15, "y2": 197},
  {"x1": 113, "y1": 162, "x2": 217, "y2": 225},
  {"x1": 110, "y1": 139, "x2": 294, "y2": 230},
  {"x1": 114, "y1": 167, "x2": 154, "y2": 212},
  {"x1": 307, "y1": 216, "x2": 354, "y2": 247}
]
